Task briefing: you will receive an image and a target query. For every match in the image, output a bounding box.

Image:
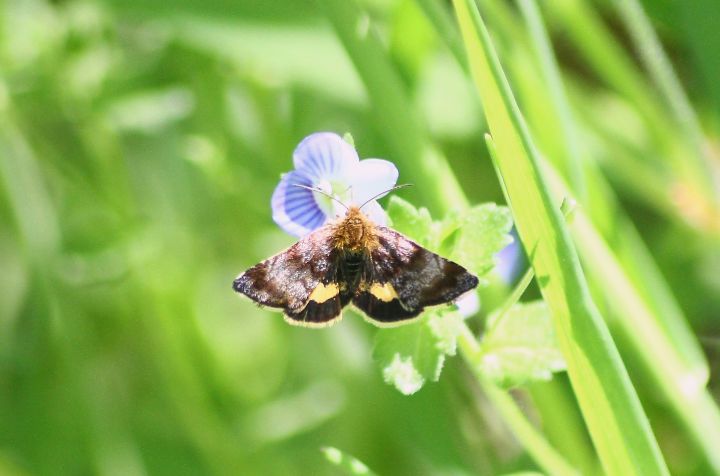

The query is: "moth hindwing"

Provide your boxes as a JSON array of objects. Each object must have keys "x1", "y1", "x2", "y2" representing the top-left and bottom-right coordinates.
[{"x1": 233, "y1": 206, "x2": 478, "y2": 327}]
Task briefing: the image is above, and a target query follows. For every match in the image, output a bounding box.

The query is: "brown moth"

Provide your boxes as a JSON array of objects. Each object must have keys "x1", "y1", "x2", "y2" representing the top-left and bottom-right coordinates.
[{"x1": 233, "y1": 193, "x2": 478, "y2": 328}]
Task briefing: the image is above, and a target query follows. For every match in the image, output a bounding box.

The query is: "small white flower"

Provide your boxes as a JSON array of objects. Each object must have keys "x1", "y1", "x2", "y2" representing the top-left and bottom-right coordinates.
[{"x1": 271, "y1": 132, "x2": 399, "y2": 237}]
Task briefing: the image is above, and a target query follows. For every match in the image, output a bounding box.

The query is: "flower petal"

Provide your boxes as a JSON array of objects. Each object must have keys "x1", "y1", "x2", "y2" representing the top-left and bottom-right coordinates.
[
  {"x1": 455, "y1": 291, "x2": 480, "y2": 318},
  {"x1": 348, "y1": 159, "x2": 399, "y2": 206},
  {"x1": 271, "y1": 171, "x2": 327, "y2": 237},
  {"x1": 495, "y1": 228, "x2": 523, "y2": 284},
  {"x1": 293, "y1": 132, "x2": 359, "y2": 180},
  {"x1": 359, "y1": 200, "x2": 388, "y2": 226}
]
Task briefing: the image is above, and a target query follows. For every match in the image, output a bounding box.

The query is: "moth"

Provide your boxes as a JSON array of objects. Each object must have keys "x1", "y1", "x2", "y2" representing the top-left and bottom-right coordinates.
[{"x1": 233, "y1": 187, "x2": 478, "y2": 328}]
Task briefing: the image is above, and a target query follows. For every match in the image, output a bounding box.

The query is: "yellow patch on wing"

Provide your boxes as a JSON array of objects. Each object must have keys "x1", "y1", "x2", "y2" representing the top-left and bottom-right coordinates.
[
  {"x1": 369, "y1": 282, "x2": 398, "y2": 302},
  {"x1": 308, "y1": 282, "x2": 340, "y2": 304}
]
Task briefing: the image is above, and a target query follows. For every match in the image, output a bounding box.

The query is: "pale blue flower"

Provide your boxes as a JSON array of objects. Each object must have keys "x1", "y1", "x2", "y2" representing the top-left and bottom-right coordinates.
[
  {"x1": 272, "y1": 132, "x2": 399, "y2": 237},
  {"x1": 456, "y1": 292, "x2": 480, "y2": 318},
  {"x1": 495, "y1": 228, "x2": 524, "y2": 284}
]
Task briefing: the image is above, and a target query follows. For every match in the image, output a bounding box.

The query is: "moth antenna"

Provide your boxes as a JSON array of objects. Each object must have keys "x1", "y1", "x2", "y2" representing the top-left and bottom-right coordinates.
[
  {"x1": 293, "y1": 184, "x2": 349, "y2": 211},
  {"x1": 358, "y1": 184, "x2": 413, "y2": 210}
]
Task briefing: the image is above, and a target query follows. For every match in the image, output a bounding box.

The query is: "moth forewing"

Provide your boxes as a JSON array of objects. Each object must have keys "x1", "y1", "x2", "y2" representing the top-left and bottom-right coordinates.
[
  {"x1": 233, "y1": 206, "x2": 479, "y2": 328},
  {"x1": 282, "y1": 315, "x2": 344, "y2": 329}
]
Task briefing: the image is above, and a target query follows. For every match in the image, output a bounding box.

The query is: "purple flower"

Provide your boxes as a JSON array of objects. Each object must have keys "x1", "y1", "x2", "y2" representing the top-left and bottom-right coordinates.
[{"x1": 272, "y1": 132, "x2": 399, "y2": 237}]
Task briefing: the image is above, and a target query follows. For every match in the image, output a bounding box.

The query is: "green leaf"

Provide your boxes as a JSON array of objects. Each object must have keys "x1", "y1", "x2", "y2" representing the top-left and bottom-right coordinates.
[
  {"x1": 375, "y1": 197, "x2": 512, "y2": 394},
  {"x1": 373, "y1": 309, "x2": 463, "y2": 395},
  {"x1": 385, "y1": 196, "x2": 433, "y2": 246},
  {"x1": 450, "y1": 203, "x2": 513, "y2": 279},
  {"x1": 435, "y1": 208, "x2": 464, "y2": 249},
  {"x1": 321, "y1": 447, "x2": 377, "y2": 476},
  {"x1": 387, "y1": 196, "x2": 513, "y2": 270},
  {"x1": 376, "y1": 198, "x2": 454, "y2": 395},
  {"x1": 479, "y1": 301, "x2": 565, "y2": 389}
]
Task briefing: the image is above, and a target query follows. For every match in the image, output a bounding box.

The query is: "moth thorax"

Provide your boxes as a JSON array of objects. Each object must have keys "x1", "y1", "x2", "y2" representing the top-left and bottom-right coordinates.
[
  {"x1": 334, "y1": 207, "x2": 375, "y2": 251},
  {"x1": 346, "y1": 216, "x2": 366, "y2": 247}
]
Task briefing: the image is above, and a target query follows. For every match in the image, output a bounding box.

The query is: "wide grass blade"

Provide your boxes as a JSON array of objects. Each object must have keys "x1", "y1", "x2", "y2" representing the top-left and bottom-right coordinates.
[
  {"x1": 452, "y1": 1, "x2": 669, "y2": 474},
  {"x1": 513, "y1": 2, "x2": 720, "y2": 470}
]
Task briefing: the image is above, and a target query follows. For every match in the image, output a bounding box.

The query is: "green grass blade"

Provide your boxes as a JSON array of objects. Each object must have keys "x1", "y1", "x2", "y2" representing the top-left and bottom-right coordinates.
[
  {"x1": 415, "y1": 0, "x2": 467, "y2": 71},
  {"x1": 514, "y1": 0, "x2": 585, "y2": 203},
  {"x1": 516, "y1": 0, "x2": 715, "y2": 449},
  {"x1": 316, "y1": 0, "x2": 468, "y2": 213},
  {"x1": 453, "y1": 1, "x2": 669, "y2": 474},
  {"x1": 0, "y1": 115, "x2": 60, "y2": 263},
  {"x1": 542, "y1": 166, "x2": 720, "y2": 472},
  {"x1": 527, "y1": 380, "x2": 598, "y2": 475},
  {"x1": 544, "y1": 0, "x2": 719, "y2": 231},
  {"x1": 517, "y1": 0, "x2": 708, "y2": 383},
  {"x1": 544, "y1": 0, "x2": 668, "y2": 141},
  {"x1": 610, "y1": 0, "x2": 717, "y2": 202}
]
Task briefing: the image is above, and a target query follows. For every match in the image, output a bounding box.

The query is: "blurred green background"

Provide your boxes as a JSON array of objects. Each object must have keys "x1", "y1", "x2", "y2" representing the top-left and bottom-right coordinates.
[{"x1": 0, "y1": 0, "x2": 718, "y2": 475}]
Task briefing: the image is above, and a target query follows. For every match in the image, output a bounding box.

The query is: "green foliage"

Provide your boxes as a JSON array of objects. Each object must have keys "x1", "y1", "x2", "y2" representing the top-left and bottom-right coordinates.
[
  {"x1": 455, "y1": 0, "x2": 670, "y2": 472},
  {"x1": 449, "y1": 203, "x2": 514, "y2": 279},
  {"x1": 0, "y1": 0, "x2": 718, "y2": 474},
  {"x1": 373, "y1": 309, "x2": 463, "y2": 394},
  {"x1": 385, "y1": 196, "x2": 435, "y2": 246},
  {"x1": 478, "y1": 301, "x2": 565, "y2": 389},
  {"x1": 373, "y1": 197, "x2": 511, "y2": 394}
]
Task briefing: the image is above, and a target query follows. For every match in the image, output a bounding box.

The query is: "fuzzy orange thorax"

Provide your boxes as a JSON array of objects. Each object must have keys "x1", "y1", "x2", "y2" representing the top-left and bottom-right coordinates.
[{"x1": 330, "y1": 206, "x2": 380, "y2": 252}]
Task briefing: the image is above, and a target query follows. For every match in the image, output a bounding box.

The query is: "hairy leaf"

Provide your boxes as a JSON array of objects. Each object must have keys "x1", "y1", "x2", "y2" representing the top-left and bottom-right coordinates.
[
  {"x1": 374, "y1": 196, "x2": 512, "y2": 394},
  {"x1": 478, "y1": 301, "x2": 565, "y2": 389}
]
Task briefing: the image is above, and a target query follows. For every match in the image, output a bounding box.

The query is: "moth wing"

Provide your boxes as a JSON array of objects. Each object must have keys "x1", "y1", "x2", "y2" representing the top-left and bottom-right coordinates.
[
  {"x1": 233, "y1": 226, "x2": 344, "y2": 327},
  {"x1": 353, "y1": 226, "x2": 478, "y2": 326}
]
